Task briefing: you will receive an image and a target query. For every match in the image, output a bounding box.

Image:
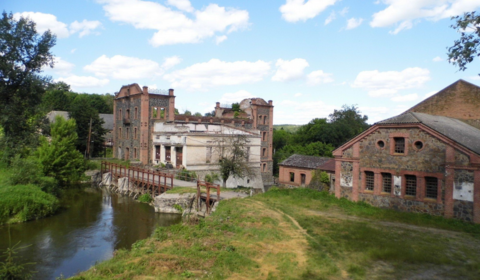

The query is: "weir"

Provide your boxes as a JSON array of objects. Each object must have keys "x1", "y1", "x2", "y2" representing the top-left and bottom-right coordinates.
[{"x1": 100, "y1": 161, "x2": 174, "y2": 196}]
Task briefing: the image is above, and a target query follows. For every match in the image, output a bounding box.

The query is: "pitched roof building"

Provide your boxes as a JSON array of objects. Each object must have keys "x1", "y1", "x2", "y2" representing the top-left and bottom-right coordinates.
[{"x1": 278, "y1": 154, "x2": 334, "y2": 187}]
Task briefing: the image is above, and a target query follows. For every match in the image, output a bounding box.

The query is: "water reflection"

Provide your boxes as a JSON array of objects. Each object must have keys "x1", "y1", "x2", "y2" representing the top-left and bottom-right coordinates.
[{"x1": 0, "y1": 188, "x2": 181, "y2": 280}]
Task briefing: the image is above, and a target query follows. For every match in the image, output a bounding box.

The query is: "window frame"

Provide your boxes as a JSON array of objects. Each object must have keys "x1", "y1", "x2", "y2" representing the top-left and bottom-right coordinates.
[
  {"x1": 365, "y1": 171, "x2": 374, "y2": 191},
  {"x1": 405, "y1": 175, "x2": 417, "y2": 197}
]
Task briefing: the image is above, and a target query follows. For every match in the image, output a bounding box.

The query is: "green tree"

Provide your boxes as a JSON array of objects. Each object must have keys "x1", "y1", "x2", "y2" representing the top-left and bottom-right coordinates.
[
  {"x1": 184, "y1": 110, "x2": 192, "y2": 116},
  {"x1": 37, "y1": 115, "x2": 84, "y2": 185},
  {"x1": 448, "y1": 11, "x2": 480, "y2": 74},
  {"x1": 42, "y1": 89, "x2": 70, "y2": 111},
  {"x1": 327, "y1": 105, "x2": 369, "y2": 147},
  {"x1": 273, "y1": 128, "x2": 291, "y2": 152},
  {"x1": 0, "y1": 12, "x2": 56, "y2": 159},
  {"x1": 194, "y1": 112, "x2": 202, "y2": 117},
  {"x1": 213, "y1": 135, "x2": 254, "y2": 187},
  {"x1": 46, "y1": 81, "x2": 70, "y2": 92},
  {"x1": 69, "y1": 95, "x2": 107, "y2": 157}
]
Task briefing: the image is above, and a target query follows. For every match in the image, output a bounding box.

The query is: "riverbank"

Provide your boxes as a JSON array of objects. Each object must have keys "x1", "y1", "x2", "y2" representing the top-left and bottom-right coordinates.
[
  {"x1": 72, "y1": 187, "x2": 480, "y2": 279},
  {"x1": 0, "y1": 167, "x2": 59, "y2": 225}
]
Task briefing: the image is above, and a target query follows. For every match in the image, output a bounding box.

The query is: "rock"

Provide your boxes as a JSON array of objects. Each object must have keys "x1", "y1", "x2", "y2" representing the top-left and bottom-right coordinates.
[{"x1": 154, "y1": 193, "x2": 195, "y2": 214}]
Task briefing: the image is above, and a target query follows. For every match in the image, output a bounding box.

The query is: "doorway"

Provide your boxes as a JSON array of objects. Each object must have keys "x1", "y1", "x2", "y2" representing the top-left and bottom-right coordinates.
[
  {"x1": 165, "y1": 146, "x2": 171, "y2": 162},
  {"x1": 175, "y1": 147, "x2": 183, "y2": 168},
  {"x1": 301, "y1": 174, "x2": 306, "y2": 186}
]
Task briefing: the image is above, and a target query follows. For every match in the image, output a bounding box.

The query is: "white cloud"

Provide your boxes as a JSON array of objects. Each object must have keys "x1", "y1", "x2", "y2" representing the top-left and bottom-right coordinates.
[
  {"x1": 280, "y1": 0, "x2": 338, "y2": 23},
  {"x1": 216, "y1": 35, "x2": 228, "y2": 45},
  {"x1": 14, "y1": 12, "x2": 70, "y2": 38},
  {"x1": 346, "y1": 17, "x2": 363, "y2": 30},
  {"x1": 307, "y1": 70, "x2": 334, "y2": 85},
  {"x1": 84, "y1": 55, "x2": 172, "y2": 80},
  {"x1": 468, "y1": 75, "x2": 480, "y2": 81},
  {"x1": 219, "y1": 90, "x2": 255, "y2": 104},
  {"x1": 167, "y1": 0, "x2": 194, "y2": 12},
  {"x1": 161, "y1": 56, "x2": 182, "y2": 70},
  {"x1": 69, "y1": 20, "x2": 102, "y2": 37},
  {"x1": 272, "y1": 58, "x2": 309, "y2": 82},
  {"x1": 339, "y1": 7, "x2": 349, "y2": 16},
  {"x1": 13, "y1": 12, "x2": 102, "y2": 38},
  {"x1": 294, "y1": 93, "x2": 302, "y2": 97},
  {"x1": 56, "y1": 75, "x2": 109, "y2": 88},
  {"x1": 370, "y1": 0, "x2": 480, "y2": 34},
  {"x1": 50, "y1": 57, "x2": 75, "y2": 76},
  {"x1": 163, "y1": 59, "x2": 271, "y2": 90},
  {"x1": 324, "y1": 11, "x2": 336, "y2": 25},
  {"x1": 98, "y1": 0, "x2": 249, "y2": 46},
  {"x1": 71, "y1": 48, "x2": 77, "y2": 54},
  {"x1": 391, "y1": 93, "x2": 418, "y2": 102},
  {"x1": 432, "y1": 56, "x2": 443, "y2": 62},
  {"x1": 275, "y1": 99, "x2": 337, "y2": 124},
  {"x1": 352, "y1": 67, "x2": 431, "y2": 97}
]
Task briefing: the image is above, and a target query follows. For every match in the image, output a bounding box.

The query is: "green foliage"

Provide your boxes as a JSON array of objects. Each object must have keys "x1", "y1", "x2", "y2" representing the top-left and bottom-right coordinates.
[
  {"x1": 308, "y1": 170, "x2": 331, "y2": 192},
  {"x1": 0, "y1": 12, "x2": 55, "y2": 161},
  {"x1": 181, "y1": 270, "x2": 194, "y2": 278},
  {"x1": 448, "y1": 11, "x2": 480, "y2": 74},
  {"x1": 193, "y1": 112, "x2": 202, "y2": 117},
  {"x1": 37, "y1": 116, "x2": 85, "y2": 186},
  {"x1": 231, "y1": 103, "x2": 241, "y2": 112},
  {"x1": 214, "y1": 135, "x2": 253, "y2": 187},
  {"x1": 175, "y1": 169, "x2": 197, "y2": 181},
  {"x1": 0, "y1": 184, "x2": 59, "y2": 225},
  {"x1": 184, "y1": 110, "x2": 192, "y2": 116},
  {"x1": 0, "y1": 229, "x2": 35, "y2": 280},
  {"x1": 204, "y1": 172, "x2": 220, "y2": 183},
  {"x1": 69, "y1": 95, "x2": 107, "y2": 157},
  {"x1": 173, "y1": 204, "x2": 183, "y2": 212},
  {"x1": 138, "y1": 193, "x2": 153, "y2": 203},
  {"x1": 42, "y1": 90, "x2": 71, "y2": 111}
]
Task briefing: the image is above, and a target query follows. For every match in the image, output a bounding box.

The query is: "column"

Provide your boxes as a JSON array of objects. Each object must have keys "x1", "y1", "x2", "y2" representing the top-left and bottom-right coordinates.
[
  {"x1": 444, "y1": 168, "x2": 454, "y2": 218},
  {"x1": 374, "y1": 171, "x2": 381, "y2": 195},
  {"x1": 182, "y1": 145, "x2": 187, "y2": 168},
  {"x1": 171, "y1": 146, "x2": 176, "y2": 167},
  {"x1": 352, "y1": 161, "x2": 359, "y2": 202},
  {"x1": 473, "y1": 170, "x2": 480, "y2": 224},
  {"x1": 335, "y1": 159, "x2": 341, "y2": 198}
]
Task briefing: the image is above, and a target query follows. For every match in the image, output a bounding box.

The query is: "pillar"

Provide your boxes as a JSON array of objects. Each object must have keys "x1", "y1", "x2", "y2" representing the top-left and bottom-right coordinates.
[
  {"x1": 182, "y1": 144, "x2": 187, "y2": 168},
  {"x1": 473, "y1": 170, "x2": 480, "y2": 223},
  {"x1": 352, "y1": 161, "x2": 359, "y2": 202},
  {"x1": 335, "y1": 159, "x2": 341, "y2": 198}
]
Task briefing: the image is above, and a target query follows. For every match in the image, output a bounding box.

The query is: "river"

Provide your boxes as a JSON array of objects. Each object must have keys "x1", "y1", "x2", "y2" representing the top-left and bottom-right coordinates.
[{"x1": 0, "y1": 187, "x2": 181, "y2": 279}]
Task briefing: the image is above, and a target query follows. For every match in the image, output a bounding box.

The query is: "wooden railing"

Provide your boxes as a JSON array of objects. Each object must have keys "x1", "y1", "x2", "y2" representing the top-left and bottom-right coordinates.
[
  {"x1": 101, "y1": 161, "x2": 174, "y2": 196},
  {"x1": 196, "y1": 181, "x2": 221, "y2": 214}
]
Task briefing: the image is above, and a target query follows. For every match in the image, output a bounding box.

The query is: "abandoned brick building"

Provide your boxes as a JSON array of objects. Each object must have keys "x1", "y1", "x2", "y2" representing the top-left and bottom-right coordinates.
[
  {"x1": 278, "y1": 154, "x2": 334, "y2": 187},
  {"x1": 333, "y1": 112, "x2": 480, "y2": 223},
  {"x1": 113, "y1": 83, "x2": 274, "y2": 189}
]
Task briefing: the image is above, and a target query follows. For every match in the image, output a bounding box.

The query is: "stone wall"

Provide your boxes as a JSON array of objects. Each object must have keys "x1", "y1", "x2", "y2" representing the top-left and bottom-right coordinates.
[
  {"x1": 453, "y1": 200, "x2": 474, "y2": 222},
  {"x1": 358, "y1": 193, "x2": 445, "y2": 217},
  {"x1": 340, "y1": 186, "x2": 352, "y2": 200},
  {"x1": 340, "y1": 162, "x2": 353, "y2": 187},
  {"x1": 358, "y1": 128, "x2": 446, "y2": 173}
]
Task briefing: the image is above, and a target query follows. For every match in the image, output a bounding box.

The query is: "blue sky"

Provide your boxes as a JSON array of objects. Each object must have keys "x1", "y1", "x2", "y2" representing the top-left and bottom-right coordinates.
[{"x1": 5, "y1": 0, "x2": 480, "y2": 124}]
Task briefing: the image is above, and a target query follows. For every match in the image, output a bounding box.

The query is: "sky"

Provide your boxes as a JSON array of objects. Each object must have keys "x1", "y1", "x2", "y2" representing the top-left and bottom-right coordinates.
[{"x1": 5, "y1": 0, "x2": 480, "y2": 124}]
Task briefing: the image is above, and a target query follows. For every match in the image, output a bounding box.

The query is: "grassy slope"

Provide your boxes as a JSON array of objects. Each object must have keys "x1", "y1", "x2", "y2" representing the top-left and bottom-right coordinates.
[
  {"x1": 0, "y1": 168, "x2": 59, "y2": 225},
  {"x1": 72, "y1": 188, "x2": 480, "y2": 280}
]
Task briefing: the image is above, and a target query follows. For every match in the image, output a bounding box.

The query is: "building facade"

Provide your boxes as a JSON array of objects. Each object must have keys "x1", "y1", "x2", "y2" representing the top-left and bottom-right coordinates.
[
  {"x1": 113, "y1": 83, "x2": 274, "y2": 189},
  {"x1": 278, "y1": 154, "x2": 333, "y2": 187},
  {"x1": 333, "y1": 112, "x2": 480, "y2": 223}
]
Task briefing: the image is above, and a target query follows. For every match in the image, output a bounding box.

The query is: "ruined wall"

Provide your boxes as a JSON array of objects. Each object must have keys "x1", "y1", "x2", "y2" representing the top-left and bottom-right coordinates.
[
  {"x1": 340, "y1": 162, "x2": 353, "y2": 187},
  {"x1": 359, "y1": 128, "x2": 446, "y2": 173},
  {"x1": 115, "y1": 96, "x2": 142, "y2": 160},
  {"x1": 358, "y1": 194, "x2": 445, "y2": 216}
]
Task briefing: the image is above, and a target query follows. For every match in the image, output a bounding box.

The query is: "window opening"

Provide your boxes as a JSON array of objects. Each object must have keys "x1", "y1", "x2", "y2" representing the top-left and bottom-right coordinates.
[
  {"x1": 377, "y1": 140, "x2": 385, "y2": 148},
  {"x1": 425, "y1": 177, "x2": 438, "y2": 199},
  {"x1": 405, "y1": 175, "x2": 417, "y2": 196},
  {"x1": 394, "y1": 137, "x2": 405, "y2": 154},
  {"x1": 134, "y1": 107, "x2": 138, "y2": 119},
  {"x1": 290, "y1": 172, "x2": 295, "y2": 182},
  {"x1": 126, "y1": 127, "x2": 129, "y2": 139},
  {"x1": 365, "y1": 171, "x2": 374, "y2": 191},
  {"x1": 414, "y1": 141, "x2": 423, "y2": 150},
  {"x1": 382, "y1": 173, "x2": 392, "y2": 193},
  {"x1": 262, "y1": 148, "x2": 267, "y2": 157}
]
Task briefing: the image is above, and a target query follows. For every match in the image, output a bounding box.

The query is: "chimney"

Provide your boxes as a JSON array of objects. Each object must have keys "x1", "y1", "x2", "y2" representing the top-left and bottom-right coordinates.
[
  {"x1": 143, "y1": 86, "x2": 148, "y2": 94},
  {"x1": 169, "y1": 89, "x2": 174, "y2": 96},
  {"x1": 268, "y1": 100, "x2": 273, "y2": 106},
  {"x1": 216, "y1": 102, "x2": 220, "y2": 108}
]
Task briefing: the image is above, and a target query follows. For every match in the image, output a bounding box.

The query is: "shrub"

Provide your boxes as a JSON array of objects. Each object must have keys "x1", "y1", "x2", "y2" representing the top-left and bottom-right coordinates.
[
  {"x1": 138, "y1": 193, "x2": 152, "y2": 203},
  {"x1": 204, "y1": 172, "x2": 220, "y2": 183},
  {"x1": 175, "y1": 169, "x2": 197, "y2": 181}
]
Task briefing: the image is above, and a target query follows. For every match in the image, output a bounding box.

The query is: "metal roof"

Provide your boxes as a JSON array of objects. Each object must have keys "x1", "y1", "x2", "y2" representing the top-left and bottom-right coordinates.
[
  {"x1": 279, "y1": 154, "x2": 333, "y2": 169},
  {"x1": 377, "y1": 112, "x2": 480, "y2": 155}
]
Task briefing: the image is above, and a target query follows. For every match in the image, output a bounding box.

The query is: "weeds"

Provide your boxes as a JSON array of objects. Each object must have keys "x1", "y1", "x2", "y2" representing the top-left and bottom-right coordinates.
[{"x1": 138, "y1": 193, "x2": 153, "y2": 203}]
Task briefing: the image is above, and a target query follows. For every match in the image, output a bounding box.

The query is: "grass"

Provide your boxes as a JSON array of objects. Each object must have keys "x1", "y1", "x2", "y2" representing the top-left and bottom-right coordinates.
[
  {"x1": 72, "y1": 188, "x2": 480, "y2": 279},
  {"x1": 0, "y1": 167, "x2": 59, "y2": 225}
]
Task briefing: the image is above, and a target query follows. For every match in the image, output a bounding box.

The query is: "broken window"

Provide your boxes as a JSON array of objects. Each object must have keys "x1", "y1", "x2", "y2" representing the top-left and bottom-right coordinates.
[
  {"x1": 126, "y1": 109, "x2": 130, "y2": 119},
  {"x1": 290, "y1": 172, "x2": 295, "y2": 182},
  {"x1": 263, "y1": 115, "x2": 267, "y2": 124},
  {"x1": 160, "y1": 108, "x2": 165, "y2": 119},
  {"x1": 134, "y1": 148, "x2": 137, "y2": 159},
  {"x1": 394, "y1": 137, "x2": 405, "y2": 154},
  {"x1": 365, "y1": 171, "x2": 374, "y2": 191},
  {"x1": 425, "y1": 177, "x2": 438, "y2": 199},
  {"x1": 134, "y1": 107, "x2": 138, "y2": 119},
  {"x1": 126, "y1": 127, "x2": 129, "y2": 138},
  {"x1": 119, "y1": 109, "x2": 122, "y2": 120},
  {"x1": 262, "y1": 132, "x2": 267, "y2": 141},
  {"x1": 382, "y1": 173, "x2": 392, "y2": 193},
  {"x1": 119, "y1": 127, "x2": 122, "y2": 139},
  {"x1": 134, "y1": 127, "x2": 137, "y2": 139},
  {"x1": 262, "y1": 148, "x2": 267, "y2": 157},
  {"x1": 152, "y1": 107, "x2": 158, "y2": 118},
  {"x1": 263, "y1": 163, "x2": 267, "y2": 172},
  {"x1": 405, "y1": 175, "x2": 416, "y2": 196}
]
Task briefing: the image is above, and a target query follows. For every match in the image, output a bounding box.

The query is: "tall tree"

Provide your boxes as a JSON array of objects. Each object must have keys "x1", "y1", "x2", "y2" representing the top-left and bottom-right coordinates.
[
  {"x1": 0, "y1": 12, "x2": 56, "y2": 156},
  {"x1": 448, "y1": 11, "x2": 480, "y2": 74},
  {"x1": 42, "y1": 89, "x2": 70, "y2": 111},
  {"x1": 69, "y1": 95, "x2": 107, "y2": 157}
]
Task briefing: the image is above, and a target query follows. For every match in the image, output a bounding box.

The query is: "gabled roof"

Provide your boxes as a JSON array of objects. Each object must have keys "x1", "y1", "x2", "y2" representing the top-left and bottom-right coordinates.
[
  {"x1": 377, "y1": 112, "x2": 480, "y2": 155},
  {"x1": 317, "y1": 159, "x2": 336, "y2": 172},
  {"x1": 279, "y1": 154, "x2": 333, "y2": 169}
]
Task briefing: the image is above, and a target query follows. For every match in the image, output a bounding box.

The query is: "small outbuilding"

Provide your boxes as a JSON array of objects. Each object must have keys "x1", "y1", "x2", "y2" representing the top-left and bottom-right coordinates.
[{"x1": 278, "y1": 154, "x2": 334, "y2": 187}]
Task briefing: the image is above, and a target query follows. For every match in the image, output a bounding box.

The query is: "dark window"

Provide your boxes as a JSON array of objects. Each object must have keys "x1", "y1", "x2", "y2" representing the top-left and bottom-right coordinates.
[
  {"x1": 134, "y1": 107, "x2": 138, "y2": 119},
  {"x1": 262, "y1": 148, "x2": 267, "y2": 157},
  {"x1": 394, "y1": 137, "x2": 405, "y2": 154},
  {"x1": 365, "y1": 171, "x2": 374, "y2": 191},
  {"x1": 290, "y1": 172, "x2": 295, "y2": 182},
  {"x1": 414, "y1": 141, "x2": 423, "y2": 150},
  {"x1": 377, "y1": 140, "x2": 385, "y2": 148},
  {"x1": 262, "y1": 132, "x2": 267, "y2": 141},
  {"x1": 425, "y1": 177, "x2": 438, "y2": 199},
  {"x1": 382, "y1": 173, "x2": 392, "y2": 193},
  {"x1": 405, "y1": 175, "x2": 416, "y2": 196}
]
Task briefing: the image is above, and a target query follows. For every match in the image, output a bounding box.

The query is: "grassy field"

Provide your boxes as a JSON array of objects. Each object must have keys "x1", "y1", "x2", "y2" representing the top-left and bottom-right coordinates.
[{"x1": 72, "y1": 188, "x2": 480, "y2": 280}]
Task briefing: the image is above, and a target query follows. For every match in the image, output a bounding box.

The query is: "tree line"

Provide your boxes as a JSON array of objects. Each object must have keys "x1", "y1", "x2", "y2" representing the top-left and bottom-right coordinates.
[{"x1": 272, "y1": 105, "x2": 370, "y2": 175}]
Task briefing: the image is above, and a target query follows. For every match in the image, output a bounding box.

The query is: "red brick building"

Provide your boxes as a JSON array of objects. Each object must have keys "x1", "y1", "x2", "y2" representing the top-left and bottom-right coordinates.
[
  {"x1": 333, "y1": 112, "x2": 480, "y2": 223},
  {"x1": 279, "y1": 154, "x2": 334, "y2": 187}
]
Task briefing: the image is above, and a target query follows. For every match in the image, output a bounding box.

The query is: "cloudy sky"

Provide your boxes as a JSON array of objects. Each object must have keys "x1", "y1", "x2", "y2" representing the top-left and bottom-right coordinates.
[{"x1": 6, "y1": 0, "x2": 480, "y2": 124}]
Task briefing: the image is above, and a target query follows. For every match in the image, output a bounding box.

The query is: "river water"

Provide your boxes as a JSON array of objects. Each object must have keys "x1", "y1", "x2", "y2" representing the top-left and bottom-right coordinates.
[{"x1": 0, "y1": 188, "x2": 181, "y2": 279}]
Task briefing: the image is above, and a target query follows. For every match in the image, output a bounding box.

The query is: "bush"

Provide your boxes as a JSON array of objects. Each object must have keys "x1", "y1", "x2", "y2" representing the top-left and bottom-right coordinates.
[
  {"x1": 8, "y1": 156, "x2": 60, "y2": 195},
  {"x1": 308, "y1": 170, "x2": 331, "y2": 192},
  {"x1": 175, "y1": 169, "x2": 197, "y2": 181},
  {"x1": 138, "y1": 193, "x2": 152, "y2": 203},
  {"x1": 0, "y1": 184, "x2": 59, "y2": 224},
  {"x1": 204, "y1": 172, "x2": 220, "y2": 183}
]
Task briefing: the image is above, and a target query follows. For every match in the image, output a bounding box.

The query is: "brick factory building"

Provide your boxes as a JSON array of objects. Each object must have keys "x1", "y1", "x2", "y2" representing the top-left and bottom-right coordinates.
[{"x1": 333, "y1": 112, "x2": 480, "y2": 223}]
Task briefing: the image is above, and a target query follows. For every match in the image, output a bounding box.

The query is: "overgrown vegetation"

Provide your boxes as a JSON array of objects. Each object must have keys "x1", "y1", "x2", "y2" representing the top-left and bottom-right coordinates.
[
  {"x1": 138, "y1": 193, "x2": 153, "y2": 203},
  {"x1": 273, "y1": 105, "x2": 369, "y2": 175},
  {"x1": 73, "y1": 188, "x2": 480, "y2": 279},
  {"x1": 175, "y1": 169, "x2": 197, "y2": 181},
  {"x1": 204, "y1": 172, "x2": 220, "y2": 183},
  {"x1": 0, "y1": 227, "x2": 36, "y2": 280}
]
